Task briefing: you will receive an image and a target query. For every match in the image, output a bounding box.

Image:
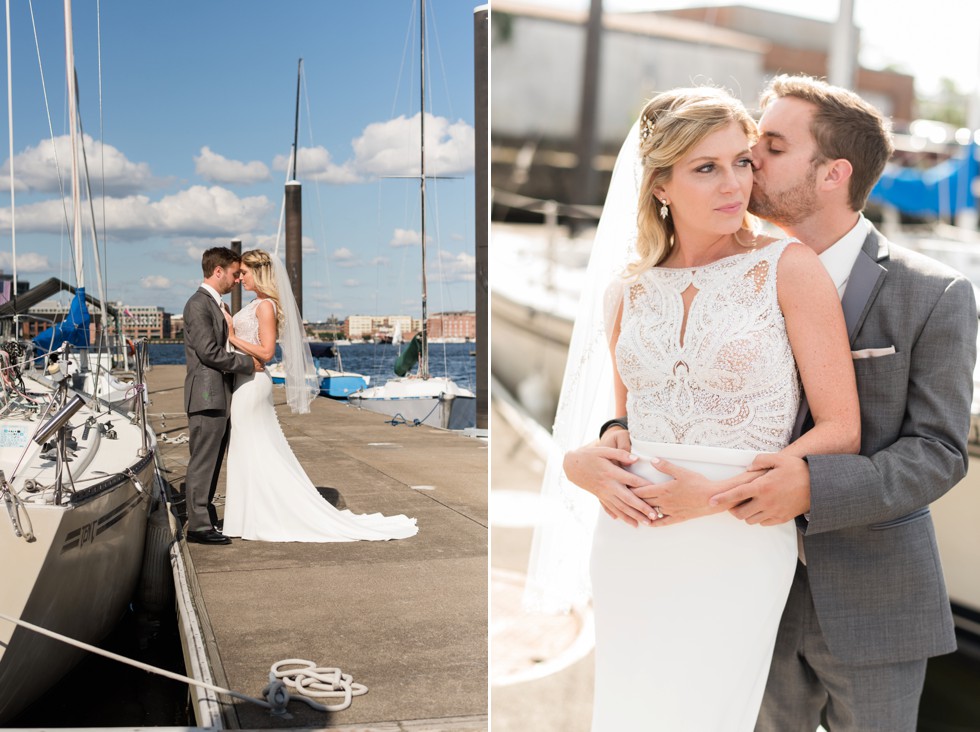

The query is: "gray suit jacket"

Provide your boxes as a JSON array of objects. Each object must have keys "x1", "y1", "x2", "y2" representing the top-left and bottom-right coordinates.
[
  {"x1": 799, "y1": 226, "x2": 977, "y2": 665},
  {"x1": 183, "y1": 287, "x2": 254, "y2": 414}
]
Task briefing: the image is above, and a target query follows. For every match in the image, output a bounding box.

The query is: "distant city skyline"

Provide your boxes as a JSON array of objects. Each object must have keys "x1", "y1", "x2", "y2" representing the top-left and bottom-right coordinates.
[{"x1": 0, "y1": 1, "x2": 478, "y2": 321}]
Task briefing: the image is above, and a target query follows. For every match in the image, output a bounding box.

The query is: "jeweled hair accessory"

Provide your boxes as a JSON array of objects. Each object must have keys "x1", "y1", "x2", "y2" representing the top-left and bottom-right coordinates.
[{"x1": 639, "y1": 114, "x2": 655, "y2": 142}]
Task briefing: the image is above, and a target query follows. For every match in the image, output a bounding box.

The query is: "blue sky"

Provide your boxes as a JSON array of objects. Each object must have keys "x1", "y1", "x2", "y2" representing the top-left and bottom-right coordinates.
[{"x1": 0, "y1": 0, "x2": 480, "y2": 322}]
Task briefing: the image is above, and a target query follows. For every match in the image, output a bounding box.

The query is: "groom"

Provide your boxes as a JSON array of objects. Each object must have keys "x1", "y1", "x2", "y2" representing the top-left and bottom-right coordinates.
[
  {"x1": 182, "y1": 247, "x2": 260, "y2": 545},
  {"x1": 566, "y1": 75, "x2": 977, "y2": 729}
]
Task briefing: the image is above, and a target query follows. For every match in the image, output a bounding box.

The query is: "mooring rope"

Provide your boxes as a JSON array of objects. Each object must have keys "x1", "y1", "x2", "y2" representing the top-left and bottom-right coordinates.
[{"x1": 0, "y1": 612, "x2": 367, "y2": 716}]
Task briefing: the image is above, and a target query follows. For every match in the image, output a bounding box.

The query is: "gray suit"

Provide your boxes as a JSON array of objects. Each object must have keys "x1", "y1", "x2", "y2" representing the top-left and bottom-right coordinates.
[
  {"x1": 182, "y1": 287, "x2": 254, "y2": 532},
  {"x1": 757, "y1": 227, "x2": 978, "y2": 730}
]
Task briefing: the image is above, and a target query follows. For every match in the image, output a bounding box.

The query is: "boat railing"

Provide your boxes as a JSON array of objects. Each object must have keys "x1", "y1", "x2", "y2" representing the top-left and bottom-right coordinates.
[{"x1": 132, "y1": 339, "x2": 150, "y2": 457}]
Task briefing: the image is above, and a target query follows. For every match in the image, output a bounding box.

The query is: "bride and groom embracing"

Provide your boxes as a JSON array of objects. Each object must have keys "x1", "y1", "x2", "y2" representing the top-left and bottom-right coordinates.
[
  {"x1": 181, "y1": 247, "x2": 418, "y2": 545},
  {"x1": 533, "y1": 75, "x2": 977, "y2": 730}
]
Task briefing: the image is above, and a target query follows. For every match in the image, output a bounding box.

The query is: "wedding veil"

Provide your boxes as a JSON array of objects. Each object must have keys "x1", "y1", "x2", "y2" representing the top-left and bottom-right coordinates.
[
  {"x1": 523, "y1": 119, "x2": 644, "y2": 614},
  {"x1": 270, "y1": 254, "x2": 319, "y2": 414}
]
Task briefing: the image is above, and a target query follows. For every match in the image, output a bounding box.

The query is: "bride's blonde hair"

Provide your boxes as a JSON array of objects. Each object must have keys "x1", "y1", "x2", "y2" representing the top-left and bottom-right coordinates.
[
  {"x1": 631, "y1": 86, "x2": 759, "y2": 276},
  {"x1": 241, "y1": 249, "x2": 285, "y2": 330}
]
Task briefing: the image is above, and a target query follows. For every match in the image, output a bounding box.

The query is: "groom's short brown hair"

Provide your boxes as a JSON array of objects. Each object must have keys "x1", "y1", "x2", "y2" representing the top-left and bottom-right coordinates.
[
  {"x1": 759, "y1": 74, "x2": 894, "y2": 212},
  {"x1": 201, "y1": 247, "x2": 241, "y2": 278}
]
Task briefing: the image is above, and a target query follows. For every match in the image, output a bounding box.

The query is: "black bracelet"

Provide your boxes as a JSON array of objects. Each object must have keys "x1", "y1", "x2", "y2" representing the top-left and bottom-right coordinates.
[{"x1": 599, "y1": 417, "x2": 629, "y2": 439}]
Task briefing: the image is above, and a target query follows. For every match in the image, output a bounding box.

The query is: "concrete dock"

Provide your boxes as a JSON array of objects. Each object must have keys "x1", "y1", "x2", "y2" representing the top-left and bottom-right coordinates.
[{"x1": 146, "y1": 365, "x2": 487, "y2": 731}]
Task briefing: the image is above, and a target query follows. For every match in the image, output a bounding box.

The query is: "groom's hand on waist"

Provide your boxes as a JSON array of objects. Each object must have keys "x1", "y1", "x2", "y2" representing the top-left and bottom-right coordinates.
[
  {"x1": 252, "y1": 356, "x2": 265, "y2": 372},
  {"x1": 710, "y1": 452, "x2": 811, "y2": 526}
]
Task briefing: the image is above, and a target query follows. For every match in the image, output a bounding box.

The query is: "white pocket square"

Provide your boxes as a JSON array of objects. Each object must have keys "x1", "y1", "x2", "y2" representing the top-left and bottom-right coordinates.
[{"x1": 851, "y1": 346, "x2": 896, "y2": 359}]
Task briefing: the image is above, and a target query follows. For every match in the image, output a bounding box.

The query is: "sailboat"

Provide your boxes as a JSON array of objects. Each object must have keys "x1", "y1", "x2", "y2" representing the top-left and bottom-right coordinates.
[
  {"x1": 268, "y1": 341, "x2": 371, "y2": 398},
  {"x1": 348, "y1": 0, "x2": 476, "y2": 430},
  {"x1": 0, "y1": 1, "x2": 160, "y2": 721}
]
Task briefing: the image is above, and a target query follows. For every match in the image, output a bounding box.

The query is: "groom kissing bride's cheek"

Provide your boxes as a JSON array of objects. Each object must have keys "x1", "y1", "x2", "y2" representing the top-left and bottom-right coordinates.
[{"x1": 547, "y1": 75, "x2": 976, "y2": 732}]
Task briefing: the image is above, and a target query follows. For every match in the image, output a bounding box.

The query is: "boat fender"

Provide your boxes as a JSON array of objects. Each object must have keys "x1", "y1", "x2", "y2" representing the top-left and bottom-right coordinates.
[{"x1": 137, "y1": 473, "x2": 176, "y2": 614}]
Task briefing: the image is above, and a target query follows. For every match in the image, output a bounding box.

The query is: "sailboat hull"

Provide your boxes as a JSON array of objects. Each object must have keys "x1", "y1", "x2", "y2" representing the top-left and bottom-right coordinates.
[
  {"x1": 319, "y1": 372, "x2": 369, "y2": 398},
  {"x1": 0, "y1": 451, "x2": 154, "y2": 723},
  {"x1": 348, "y1": 376, "x2": 476, "y2": 429}
]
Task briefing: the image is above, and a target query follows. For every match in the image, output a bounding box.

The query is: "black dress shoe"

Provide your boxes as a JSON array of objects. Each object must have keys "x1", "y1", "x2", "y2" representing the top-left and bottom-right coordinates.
[{"x1": 186, "y1": 529, "x2": 232, "y2": 545}]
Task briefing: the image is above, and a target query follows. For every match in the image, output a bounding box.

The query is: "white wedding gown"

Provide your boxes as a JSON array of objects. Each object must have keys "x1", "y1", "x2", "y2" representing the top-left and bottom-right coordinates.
[
  {"x1": 223, "y1": 298, "x2": 418, "y2": 542},
  {"x1": 590, "y1": 241, "x2": 800, "y2": 730}
]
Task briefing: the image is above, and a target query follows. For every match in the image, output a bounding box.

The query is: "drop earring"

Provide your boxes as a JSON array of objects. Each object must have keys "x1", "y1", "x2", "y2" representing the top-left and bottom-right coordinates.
[{"x1": 659, "y1": 199, "x2": 669, "y2": 220}]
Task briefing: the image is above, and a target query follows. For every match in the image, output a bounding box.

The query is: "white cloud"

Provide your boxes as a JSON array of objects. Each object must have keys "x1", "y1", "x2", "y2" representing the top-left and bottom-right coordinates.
[
  {"x1": 252, "y1": 233, "x2": 316, "y2": 255},
  {"x1": 391, "y1": 228, "x2": 422, "y2": 247},
  {"x1": 352, "y1": 113, "x2": 474, "y2": 178},
  {"x1": 371, "y1": 256, "x2": 390, "y2": 266},
  {"x1": 195, "y1": 147, "x2": 270, "y2": 185},
  {"x1": 0, "y1": 134, "x2": 156, "y2": 195},
  {"x1": 343, "y1": 278, "x2": 360, "y2": 287},
  {"x1": 430, "y1": 250, "x2": 475, "y2": 284},
  {"x1": 272, "y1": 146, "x2": 361, "y2": 184},
  {"x1": 264, "y1": 113, "x2": 473, "y2": 187},
  {"x1": 0, "y1": 186, "x2": 273, "y2": 240},
  {"x1": 141, "y1": 275, "x2": 172, "y2": 289},
  {"x1": 328, "y1": 248, "x2": 363, "y2": 269},
  {"x1": 0, "y1": 251, "x2": 52, "y2": 272}
]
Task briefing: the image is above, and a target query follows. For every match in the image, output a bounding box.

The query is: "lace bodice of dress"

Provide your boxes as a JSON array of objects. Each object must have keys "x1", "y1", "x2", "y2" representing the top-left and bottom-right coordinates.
[
  {"x1": 233, "y1": 298, "x2": 275, "y2": 347},
  {"x1": 615, "y1": 239, "x2": 800, "y2": 451}
]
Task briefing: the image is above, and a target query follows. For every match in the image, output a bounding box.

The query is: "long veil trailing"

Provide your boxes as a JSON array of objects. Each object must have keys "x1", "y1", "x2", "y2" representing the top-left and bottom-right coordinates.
[
  {"x1": 523, "y1": 119, "x2": 644, "y2": 614},
  {"x1": 270, "y1": 254, "x2": 319, "y2": 414}
]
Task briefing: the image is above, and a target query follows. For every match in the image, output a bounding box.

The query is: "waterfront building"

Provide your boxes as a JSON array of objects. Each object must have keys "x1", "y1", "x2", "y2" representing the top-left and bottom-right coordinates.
[
  {"x1": 344, "y1": 314, "x2": 419, "y2": 342},
  {"x1": 428, "y1": 311, "x2": 476, "y2": 340},
  {"x1": 108, "y1": 303, "x2": 171, "y2": 340}
]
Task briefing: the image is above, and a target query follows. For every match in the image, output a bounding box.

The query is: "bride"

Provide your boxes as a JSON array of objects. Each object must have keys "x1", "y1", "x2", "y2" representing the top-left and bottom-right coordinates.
[
  {"x1": 527, "y1": 87, "x2": 860, "y2": 730},
  {"x1": 221, "y1": 248, "x2": 418, "y2": 542}
]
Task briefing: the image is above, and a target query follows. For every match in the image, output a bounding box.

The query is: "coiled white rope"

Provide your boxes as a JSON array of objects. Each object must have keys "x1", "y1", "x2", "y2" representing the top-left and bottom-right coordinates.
[
  {"x1": 0, "y1": 612, "x2": 367, "y2": 717},
  {"x1": 269, "y1": 659, "x2": 368, "y2": 712},
  {"x1": 157, "y1": 432, "x2": 189, "y2": 445}
]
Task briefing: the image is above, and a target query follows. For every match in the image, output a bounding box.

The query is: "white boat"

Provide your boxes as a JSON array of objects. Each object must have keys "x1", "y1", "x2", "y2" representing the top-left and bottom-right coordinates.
[
  {"x1": 350, "y1": 374, "x2": 476, "y2": 430},
  {"x1": 0, "y1": 2, "x2": 160, "y2": 721},
  {"x1": 347, "y1": 0, "x2": 475, "y2": 430},
  {"x1": 0, "y1": 353, "x2": 158, "y2": 722},
  {"x1": 268, "y1": 341, "x2": 371, "y2": 399}
]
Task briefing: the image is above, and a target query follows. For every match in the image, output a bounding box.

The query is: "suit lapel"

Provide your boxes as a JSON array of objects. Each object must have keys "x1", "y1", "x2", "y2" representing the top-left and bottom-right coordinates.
[
  {"x1": 198, "y1": 287, "x2": 229, "y2": 340},
  {"x1": 791, "y1": 227, "x2": 888, "y2": 439},
  {"x1": 840, "y1": 230, "x2": 888, "y2": 343}
]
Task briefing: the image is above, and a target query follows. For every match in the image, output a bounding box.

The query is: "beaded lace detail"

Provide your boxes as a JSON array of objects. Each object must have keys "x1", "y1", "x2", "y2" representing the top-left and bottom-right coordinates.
[
  {"x1": 233, "y1": 298, "x2": 275, "y2": 347},
  {"x1": 616, "y1": 239, "x2": 800, "y2": 451}
]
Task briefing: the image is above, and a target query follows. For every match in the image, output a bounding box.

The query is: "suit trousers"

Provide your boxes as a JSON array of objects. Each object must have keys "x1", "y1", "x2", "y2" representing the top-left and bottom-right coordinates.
[
  {"x1": 755, "y1": 561, "x2": 927, "y2": 732},
  {"x1": 186, "y1": 409, "x2": 232, "y2": 532}
]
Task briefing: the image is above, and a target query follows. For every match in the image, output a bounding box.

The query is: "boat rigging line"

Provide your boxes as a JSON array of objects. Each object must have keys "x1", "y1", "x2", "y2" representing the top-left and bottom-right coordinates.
[{"x1": 0, "y1": 612, "x2": 367, "y2": 716}]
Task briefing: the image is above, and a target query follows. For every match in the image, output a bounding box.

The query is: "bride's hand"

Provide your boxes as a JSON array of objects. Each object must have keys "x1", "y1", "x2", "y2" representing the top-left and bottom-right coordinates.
[
  {"x1": 563, "y1": 444, "x2": 660, "y2": 528},
  {"x1": 632, "y1": 459, "x2": 766, "y2": 527},
  {"x1": 222, "y1": 309, "x2": 235, "y2": 334}
]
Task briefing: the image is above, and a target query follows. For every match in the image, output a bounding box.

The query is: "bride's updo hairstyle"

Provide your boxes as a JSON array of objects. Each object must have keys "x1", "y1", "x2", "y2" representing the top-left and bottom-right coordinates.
[
  {"x1": 241, "y1": 249, "x2": 285, "y2": 328},
  {"x1": 631, "y1": 86, "x2": 759, "y2": 275}
]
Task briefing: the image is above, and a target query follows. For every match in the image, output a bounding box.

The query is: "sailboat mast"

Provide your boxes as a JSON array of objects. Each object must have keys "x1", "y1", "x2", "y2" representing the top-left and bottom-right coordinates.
[
  {"x1": 290, "y1": 58, "x2": 302, "y2": 182},
  {"x1": 64, "y1": 0, "x2": 83, "y2": 288},
  {"x1": 419, "y1": 0, "x2": 429, "y2": 379},
  {"x1": 6, "y1": 0, "x2": 17, "y2": 334}
]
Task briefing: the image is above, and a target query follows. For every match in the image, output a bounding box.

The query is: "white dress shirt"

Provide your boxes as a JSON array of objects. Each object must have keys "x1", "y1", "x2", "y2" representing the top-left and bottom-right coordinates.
[
  {"x1": 200, "y1": 283, "x2": 233, "y2": 352},
  {"x1": 817, "y1": 214, "x2": 871, "y2": 299}
]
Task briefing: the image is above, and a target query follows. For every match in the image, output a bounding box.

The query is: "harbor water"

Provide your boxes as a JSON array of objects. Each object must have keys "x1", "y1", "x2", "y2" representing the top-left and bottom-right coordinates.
[{"x1": 149, "y1": 341, "x2": 479, "y2": 395}]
